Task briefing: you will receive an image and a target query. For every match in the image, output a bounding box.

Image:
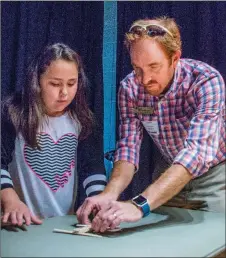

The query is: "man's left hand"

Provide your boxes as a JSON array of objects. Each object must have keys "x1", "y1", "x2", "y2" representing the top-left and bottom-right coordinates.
[{"x1": 91, "y1": 201, "x2": 143, "y2": 233}]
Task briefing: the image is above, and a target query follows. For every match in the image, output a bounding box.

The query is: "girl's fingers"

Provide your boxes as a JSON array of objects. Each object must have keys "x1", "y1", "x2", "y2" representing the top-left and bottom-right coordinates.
[
  {"x1": 10, "y1": 211, "x2": 18, "y2": 225},
  {"x1": 2, "y1": 212, "x2": 10, "y2": 223},
  {"x1": 16, "y1": 212, "x2": 24, "y2": 226}
]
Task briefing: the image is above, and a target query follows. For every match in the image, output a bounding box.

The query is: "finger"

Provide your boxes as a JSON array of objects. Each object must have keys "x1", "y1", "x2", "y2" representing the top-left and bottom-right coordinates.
[
  {"x1": 79, "y1": 201, "x2": 94, "y2": 225},
  {"x1": 91, "y1": 213, "x2": 103, "y2": 232},
  {"x1": 75, "y1": 204, "x2": 83, "y2": 220},
  {"x1": 17, "y1": 223, "x2": 27, "y2": 231},
  {"x1": 2, "y1": 212, "x2": 10, "y2": 223},
  {"x1": 89, "y1": 207, "x2": 99, "y2": 222},
  {"x1": 99, "y1": 217, "x2": 112, "y2": 233},
  {"x1": 76, "y1": 202, "x2": 87, "y2": 224},
  {"x1": 92, "y1": 207, "x2": 98, "y2": 216},
  {"x1": 30, "y1": 214, "x2": 42, "y2": 225},
  {"x1": 10, "y1": 212, "x2": 18, "y2": 225},
  {"x1": 92, "y1": 206, "x2": 115, "y2": 232},
  {"x1": 109, "y1": 214, "x2": 122, "y2": 229},
  {"x1": 99, "y1": 209, "x2": 121, "y2": 232},
  {"x1": 23, "y1": 211, "x2": 31, "y2": 226},
  {"x1": 16, "y1": 212, "x2": 24, "y2": 226},
  {"x1": 91, "y1": 202, "x2": 111, "y2": 225}
]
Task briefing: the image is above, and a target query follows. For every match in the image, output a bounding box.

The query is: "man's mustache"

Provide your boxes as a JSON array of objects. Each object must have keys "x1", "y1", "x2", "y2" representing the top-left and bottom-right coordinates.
[{"x1": 143, "y1": 81, "x2": 158, "y2": 86}]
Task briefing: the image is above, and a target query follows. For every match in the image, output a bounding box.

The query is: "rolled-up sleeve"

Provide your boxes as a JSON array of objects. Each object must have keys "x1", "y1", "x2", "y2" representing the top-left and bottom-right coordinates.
[
  {"x1": 114, "y1": 80, "x2": 143, "y2": 170},
  {"x1": 173, "y1": 73, "x2": 225, "y2": 177}
]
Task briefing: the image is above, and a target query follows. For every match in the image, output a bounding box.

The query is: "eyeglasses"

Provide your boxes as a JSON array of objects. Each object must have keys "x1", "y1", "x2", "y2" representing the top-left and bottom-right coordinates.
[{"x1": 128, "y1": 24, "x2": 173, "y2": 38}]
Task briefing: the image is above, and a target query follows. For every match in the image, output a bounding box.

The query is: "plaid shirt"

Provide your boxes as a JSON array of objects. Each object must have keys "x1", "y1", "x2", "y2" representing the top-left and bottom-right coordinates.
[{"x1": 114, "y1": 59, "x2": 225, "y2": 178}]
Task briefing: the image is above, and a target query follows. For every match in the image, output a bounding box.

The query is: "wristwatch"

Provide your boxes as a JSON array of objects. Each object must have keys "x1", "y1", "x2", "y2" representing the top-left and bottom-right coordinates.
[{"x1": 131, "y1": 194, "x2": 151, "y2": 217}]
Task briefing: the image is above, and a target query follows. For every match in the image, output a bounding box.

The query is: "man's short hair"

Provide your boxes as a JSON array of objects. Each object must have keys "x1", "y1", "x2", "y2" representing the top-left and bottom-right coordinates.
[{"x1": 125, "y1": 16, "x2": 182, "y2": 59}]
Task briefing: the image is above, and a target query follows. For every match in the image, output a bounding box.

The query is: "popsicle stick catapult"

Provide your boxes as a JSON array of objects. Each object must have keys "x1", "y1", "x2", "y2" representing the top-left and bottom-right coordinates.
[{"x1": 53, "y1": 224, "x2": 121, "y2": 238}]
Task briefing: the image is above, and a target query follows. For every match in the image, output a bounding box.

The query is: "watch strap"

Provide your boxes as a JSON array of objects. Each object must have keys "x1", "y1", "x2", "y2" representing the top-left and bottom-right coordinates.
[{"x1": 132, "y1": 194, "x2": 151, "y2": 217}]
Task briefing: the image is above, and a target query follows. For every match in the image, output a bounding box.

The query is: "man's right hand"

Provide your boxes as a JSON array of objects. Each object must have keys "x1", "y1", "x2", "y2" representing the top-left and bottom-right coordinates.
[
  {"x1": 1, "y1": 188, "x2": 42, "y2": 226},
  {"x1": 76, "y1": 193, "x2": 116, "y2": 225}
]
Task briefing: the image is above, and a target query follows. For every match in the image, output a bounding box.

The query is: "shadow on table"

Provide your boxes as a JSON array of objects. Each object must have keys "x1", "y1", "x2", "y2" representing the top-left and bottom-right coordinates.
[{"x1": 102, "y1": 207, "x2": 205, "y2": 238}]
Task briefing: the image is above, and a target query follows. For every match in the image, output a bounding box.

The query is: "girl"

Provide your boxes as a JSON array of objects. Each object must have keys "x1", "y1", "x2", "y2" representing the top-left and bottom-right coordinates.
[{"x1": 1, "y1": 43, "x2": 107, "y2": 226}]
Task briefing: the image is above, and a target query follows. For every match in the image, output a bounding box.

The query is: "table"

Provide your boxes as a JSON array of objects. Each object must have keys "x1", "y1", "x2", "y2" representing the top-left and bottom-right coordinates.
[{"x1": 1, "y1": 207, "x2": 225, "y2": 257}]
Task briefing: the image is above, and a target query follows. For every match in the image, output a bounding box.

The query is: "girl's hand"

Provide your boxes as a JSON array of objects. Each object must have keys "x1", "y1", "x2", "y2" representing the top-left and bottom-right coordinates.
[{"x1": 1, "y1": 188, "x2": 42, "y2": 226}]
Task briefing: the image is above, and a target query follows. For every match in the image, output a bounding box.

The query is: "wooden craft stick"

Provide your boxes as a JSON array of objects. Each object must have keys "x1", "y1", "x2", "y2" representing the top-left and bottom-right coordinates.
[
  {"x1": 53, "y1": 228, "x2": 74, "y2": 234},
  {"x1": 74, "y1": 223, "x2": 121, "y2": 232},
  {"x1": 53, "y1": 228, "x2": 102, "y2": 238},
  {"x1": 74, "y1": 225, "x2": 91, "y2": 233}
]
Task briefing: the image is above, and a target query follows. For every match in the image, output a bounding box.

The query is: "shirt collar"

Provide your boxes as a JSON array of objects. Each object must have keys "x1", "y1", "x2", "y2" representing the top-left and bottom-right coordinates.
[{"x1": 164, "y1": 59, "x2": 182, "y2": 98}]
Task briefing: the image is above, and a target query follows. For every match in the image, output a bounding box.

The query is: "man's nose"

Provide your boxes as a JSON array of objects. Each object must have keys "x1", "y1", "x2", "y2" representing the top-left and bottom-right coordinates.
[{"x1": 141, "y1": 72, "x2": 152, "y2": 86}]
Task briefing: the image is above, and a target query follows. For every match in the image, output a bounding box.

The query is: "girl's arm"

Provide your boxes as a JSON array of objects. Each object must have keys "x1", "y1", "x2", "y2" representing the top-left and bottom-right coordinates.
[
  {"x1": 1, "y1": 103, "x2": 42, "y2": 226},
  {"x1": 76, "y1": 123, "x2": 107, "y2": 209}
]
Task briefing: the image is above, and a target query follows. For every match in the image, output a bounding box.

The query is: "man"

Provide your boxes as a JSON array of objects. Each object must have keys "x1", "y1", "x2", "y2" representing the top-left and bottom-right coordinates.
[{"x1": 77, "y1": 16, "x2": 225, "y2": 232}]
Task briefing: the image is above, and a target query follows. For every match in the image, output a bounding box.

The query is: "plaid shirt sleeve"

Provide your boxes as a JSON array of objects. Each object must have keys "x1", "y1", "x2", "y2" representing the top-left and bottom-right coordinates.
[
  {"x1": 114, "y1": 80, "x2": 143, "y2": 170},
  {"x1": 173, "y1": 72, "x2": 225, "y2": 177}
]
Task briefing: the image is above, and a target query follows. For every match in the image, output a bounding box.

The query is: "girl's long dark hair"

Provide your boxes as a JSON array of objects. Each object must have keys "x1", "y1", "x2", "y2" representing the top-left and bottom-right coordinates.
[{"x1": 3, "y1": 43, "x2": 94, "y2": 147}]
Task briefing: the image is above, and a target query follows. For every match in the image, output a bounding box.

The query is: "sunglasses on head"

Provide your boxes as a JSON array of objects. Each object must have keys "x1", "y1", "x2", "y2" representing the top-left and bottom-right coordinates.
[{"x1": 128, "y1": 24, "x2": 173, "y2": 38}]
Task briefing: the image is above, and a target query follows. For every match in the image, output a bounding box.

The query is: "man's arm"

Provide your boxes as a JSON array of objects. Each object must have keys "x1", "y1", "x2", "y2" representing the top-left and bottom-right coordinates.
[
  {"x1": 102, "y1": 160, "x2": 135, "y2": 200},
  {"x1": 91, "y1": 164, "x2": 192, "y2": 232},
  {"x1": 143, "y1": 72, "x2": 225, "y2": 209},
  {"x1": 173, "y1": 73, "x2": 225, "y2": 177},
  {"x1": 105, "y1": 78, "x2": 144, "y2": 199},
  {"x1": 142, "y1": 164, "x2": 192, "y2": 210}
]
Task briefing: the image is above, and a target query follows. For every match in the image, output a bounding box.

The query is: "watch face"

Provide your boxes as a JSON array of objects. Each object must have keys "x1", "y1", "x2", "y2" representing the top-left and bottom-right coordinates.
[{"x1": 133, "y1": 195, "x2": 147, "y2": 205}]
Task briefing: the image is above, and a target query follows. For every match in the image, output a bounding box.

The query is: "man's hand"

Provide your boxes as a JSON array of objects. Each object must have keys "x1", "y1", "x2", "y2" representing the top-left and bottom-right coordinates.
[
  {"x1": 76, "y1": 160, "x2": 135, "y2": 225},
  {"x1": 1, "y1": 188, "x2": 42, "y2": 226},
  {"x1": 91, "y1": 201, "x2": 143, "y2": 233},
  {"x1": 76, "y1": 193, "x2": 116, "y2": 225}
]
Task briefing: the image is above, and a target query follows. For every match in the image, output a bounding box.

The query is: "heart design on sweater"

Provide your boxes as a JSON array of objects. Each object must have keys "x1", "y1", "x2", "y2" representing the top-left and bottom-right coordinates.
[{"x1": 24, "y1": 133, "x2": 78, "y2": 192}]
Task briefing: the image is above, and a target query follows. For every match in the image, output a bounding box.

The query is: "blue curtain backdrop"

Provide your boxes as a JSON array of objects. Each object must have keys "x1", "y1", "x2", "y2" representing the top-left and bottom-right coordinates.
[
  {"x1": 116, "y1": 1, "x2": 226, "y2": 200},
  {"x1": 2, "y1": 1, "x2": 226, "y2": 202},
  {"x1": 1, "y1": 1, "x2": 105, "y2": 207}
]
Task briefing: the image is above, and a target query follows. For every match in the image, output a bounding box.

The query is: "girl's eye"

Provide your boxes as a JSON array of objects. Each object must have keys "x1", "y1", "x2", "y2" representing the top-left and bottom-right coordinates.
[
  {"x1": 50, "y1": 82, "x2": 60, "y2": 87},
  {"x1": 68, "y1": 79, "x2": 77, "y2": 87}
]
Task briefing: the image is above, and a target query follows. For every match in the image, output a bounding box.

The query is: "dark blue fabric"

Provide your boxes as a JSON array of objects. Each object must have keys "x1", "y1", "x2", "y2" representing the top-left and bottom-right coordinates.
[
  {"x1": 116, "y1": 1, "x2": 226, "y2": 200},
  {"x1": 117, "y1": 2, "x2": 226, "y2": 81},
  {"x1": 2, "y1": 2, "x2": 104, "y2": 115}
]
